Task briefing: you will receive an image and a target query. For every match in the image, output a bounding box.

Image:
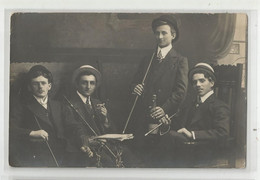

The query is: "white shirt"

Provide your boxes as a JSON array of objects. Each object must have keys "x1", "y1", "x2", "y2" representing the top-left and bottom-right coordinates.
[
  {"x1": 77, "y1": 91, "x2": 109, "y2": 126},
  {"x1": 33, "y1": 95, "x2": 48, "y2": 109},
  {"x1": 157, "y1": 44, "x2": 172, "y2": 60},
  {"x1": 200, "y1": 90, "x2": 214, "y2": 103},
  {"x1": 77, "y1": 91, "x2": 91, "y2": 105}
]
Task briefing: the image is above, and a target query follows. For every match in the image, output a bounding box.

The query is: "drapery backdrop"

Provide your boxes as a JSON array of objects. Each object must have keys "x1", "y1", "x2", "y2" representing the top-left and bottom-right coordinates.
[
  {"x1": 204, "y1": 14, "x2": 236, "y2": 60},
  {"x1": 11, "y1": 13, "x2": 236, "y2": 65}
]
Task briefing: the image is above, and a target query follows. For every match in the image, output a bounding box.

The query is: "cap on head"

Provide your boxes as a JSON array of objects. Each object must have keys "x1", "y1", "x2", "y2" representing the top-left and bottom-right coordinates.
[
  {"x1": 152, "y1": 14, "x2": 179, "y2": 42},
  {"x1": 188, "y1": 63, "x2": 216, "y2": 82},
  {"x1": 72, "y1": 65, "x2": 102, "y2": 87},
  {"x1": 27, "y1": 65, "x2": 53, "y2": 84}
]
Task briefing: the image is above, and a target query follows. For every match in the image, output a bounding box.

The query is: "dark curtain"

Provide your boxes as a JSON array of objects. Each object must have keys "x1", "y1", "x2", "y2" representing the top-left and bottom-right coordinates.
[
  {"x1": 204, "y1": 14, "x2": 237, "y2": 60},
  {"x1": 176, "y1": 13, "x2": 237, "y2": 66}
]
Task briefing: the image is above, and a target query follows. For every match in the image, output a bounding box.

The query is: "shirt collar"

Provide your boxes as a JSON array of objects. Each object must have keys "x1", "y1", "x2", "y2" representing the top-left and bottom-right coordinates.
[
  {"x1": 77, "y1": 91, "x2": 91, "y2": 105},
  {"x1": 200, "y1": 90, "x2": 214, "y2": 103},
  {"x1": 33, "y1": 95, "x2": 48, "y2": 109},
  {"x1": 157, "y1": 44, "x2": 172, "y2": 59}
]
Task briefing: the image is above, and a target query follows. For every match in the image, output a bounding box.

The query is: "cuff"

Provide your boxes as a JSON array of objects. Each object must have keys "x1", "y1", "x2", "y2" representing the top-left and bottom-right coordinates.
[
  {"x1": 191, "y1": 131, "x2": 196, "y2": 140},
  {"x1": 159, "y1": 125, "x2": 170, "y2": 136},
  {"x1": 104, "y1": 117, "x2": 110, "y2": 128}
]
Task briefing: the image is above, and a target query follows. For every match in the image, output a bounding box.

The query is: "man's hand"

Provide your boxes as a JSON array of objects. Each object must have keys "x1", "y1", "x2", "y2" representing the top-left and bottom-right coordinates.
[
  {"x1": 133, "y1": 84, "x2": 144, "y2": 96},
  {"x1": 29, "y1": 130, "x2": 49, "y2": 141},
  {"x1": 159, "y1": 114, "x2": 171, "y2": 125},
  {"x1": 177, "y1": 128, "x2": 192, "y2": 139},
  {"x1": 150, "y1": 106, "x2": 165, "y2": 119},
  {"x1": 80, "y1": 135, "x2": 94, "y2": 157},
  {"x1": 80, "y1": 146, "x2": 94, "y2": 158},
  {"x1": 96, "y1": 103, "x2": 107, "y2": 117}
]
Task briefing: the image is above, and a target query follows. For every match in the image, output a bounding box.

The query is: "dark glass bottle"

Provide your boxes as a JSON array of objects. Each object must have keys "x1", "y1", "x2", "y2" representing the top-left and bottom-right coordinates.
[{"x1": 148, "y1": 94, "x2": 158, "y2": 134}]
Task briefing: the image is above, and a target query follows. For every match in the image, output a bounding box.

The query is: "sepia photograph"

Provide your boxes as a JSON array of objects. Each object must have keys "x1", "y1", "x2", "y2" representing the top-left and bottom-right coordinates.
[{"x1": 8, "y1": 12, "x2": 248, "y2": 169}]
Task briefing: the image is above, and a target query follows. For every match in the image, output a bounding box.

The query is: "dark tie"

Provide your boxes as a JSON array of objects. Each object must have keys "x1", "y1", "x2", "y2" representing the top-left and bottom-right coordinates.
[
  {"x1": 157, "y1": 50, "x2": 163, "y2": 63},
  {"x1": 86, "y1": 97, "x2": 94, "y2": 117},
  {"x1": 196, "y1": 96, "x2": 202, "y2": 108},
  {"x1": 86, "y1": 96, "x2": 91, "y2": 107}
]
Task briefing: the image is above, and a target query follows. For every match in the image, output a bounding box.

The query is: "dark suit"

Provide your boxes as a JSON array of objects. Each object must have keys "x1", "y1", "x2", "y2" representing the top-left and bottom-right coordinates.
[
  {"x1": 130, "y1": 48, "x2": 188, "y2": 141},
  {"x1": 65, "y1": 91, "x2": 145, "y2": 167},
  {"x1": 172, "y1": 93, "x2": 230, "y2": 142},
  {"x1": 63, "y1": 92, "x2": 115, "y2": 167},
  {"x1": 127, "y1": 47, "x2": 188, "y2": 166},
  {"x1": 157, "y1": 94, "x2": 230, "y2": 167},
  {"x1": 9, "y1": 95, "x2": 66, "y2": 167}
]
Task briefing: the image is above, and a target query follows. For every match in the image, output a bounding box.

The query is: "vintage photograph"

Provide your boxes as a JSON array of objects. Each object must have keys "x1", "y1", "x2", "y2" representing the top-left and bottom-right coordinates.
[{"x1": 9, "y1": 13, "x2": 247, "y2": 168}]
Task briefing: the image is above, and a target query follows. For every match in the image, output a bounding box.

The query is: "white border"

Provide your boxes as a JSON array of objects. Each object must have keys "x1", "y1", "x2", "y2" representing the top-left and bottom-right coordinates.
[{"x1": 1, "y1": 1, "x2": 259, "y2": 179}]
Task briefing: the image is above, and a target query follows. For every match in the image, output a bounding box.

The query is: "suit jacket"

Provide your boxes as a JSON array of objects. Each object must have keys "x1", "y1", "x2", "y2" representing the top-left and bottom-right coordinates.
[
  {"x1": 64, "y1": 92, "x2": 140, "y2": 167},
  {"x1": 64, "y1": 92, "x2": 114, "y2": 152},
  {"x1": 173, "y1": 94, "x2": 230, "y2": 141},
  {"x1": 131, "y1": 48, "x2": 188, "y2": 135},
  {"x1": 9, "y1": 95, "x2": 66, "y2": 167}
]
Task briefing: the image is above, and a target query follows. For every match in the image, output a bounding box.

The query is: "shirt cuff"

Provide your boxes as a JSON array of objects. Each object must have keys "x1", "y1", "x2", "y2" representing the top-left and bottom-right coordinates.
[{"x1": 191, "y1": 131, "x2": 196, "y2": 140}]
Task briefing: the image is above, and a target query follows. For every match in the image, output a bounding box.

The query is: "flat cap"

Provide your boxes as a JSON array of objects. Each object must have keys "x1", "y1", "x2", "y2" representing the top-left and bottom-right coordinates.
[
  {"x1": 27, "y1": 65, "x2": 53, "y2": 83},
  {"x1": 72, "y1": 65, "x2": 102, "y2": 87},
  {"x1": 188, "y1": 63, "x2": 216, "y2": 82},
  {"x1": 152, "y1": 15, "x2": 179, "y2": 41}
]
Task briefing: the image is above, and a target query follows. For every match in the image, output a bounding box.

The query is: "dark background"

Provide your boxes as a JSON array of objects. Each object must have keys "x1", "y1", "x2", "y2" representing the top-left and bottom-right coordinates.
[{"x1": 9, "y1": 13, "x2": 243, "y2": 139}]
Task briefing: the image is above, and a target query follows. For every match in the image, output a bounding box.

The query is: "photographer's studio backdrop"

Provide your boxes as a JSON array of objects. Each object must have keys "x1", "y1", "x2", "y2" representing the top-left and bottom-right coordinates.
[{"x1": 9, "y1": 13, "x2": 247, "y2": 167}]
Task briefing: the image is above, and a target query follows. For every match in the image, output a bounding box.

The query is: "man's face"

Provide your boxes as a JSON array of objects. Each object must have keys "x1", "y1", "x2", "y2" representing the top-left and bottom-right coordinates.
[
  {"x1": 192, "y1": 73, "x2": 214, "y2": 97},
  {"x1": 29, "y1": 75, "x2": 51, "y2": 98},
  {"x1": 154, "y1": 24, "x2": 175, "y2": 48},
  {"x1": 77, "y1": 75, "x2": 96, "y2": 97}
]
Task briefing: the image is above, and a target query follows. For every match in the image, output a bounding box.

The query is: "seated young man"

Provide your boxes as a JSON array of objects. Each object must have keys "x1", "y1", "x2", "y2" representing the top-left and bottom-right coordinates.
[
  {"x1": 63, "y1": 65, "x2": 139, "y2": 167},
  {"x1": 156, "y1": 63, "x2": 230, "y2": 167},
  {"x1": 9, "y1": 65, "x2": 67, "y2": 167}
]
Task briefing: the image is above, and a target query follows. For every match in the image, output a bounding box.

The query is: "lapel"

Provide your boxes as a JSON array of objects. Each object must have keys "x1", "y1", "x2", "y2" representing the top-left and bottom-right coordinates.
[
  {"x1": 91, "y1": 98, "x2": 106, "y2": 133},
  {"x1": 26, "y1": 95, "x2": 54, "y2": 129},
  {"x1": 150, "y1": 48, "x2": 179, "y2": 85},
  {"x1": 70, "y1": 92, "x2": 101, "y2": 135},
  {"x1": 48, "y1": 99, "x2": 62, "y2": 134},
  {"x1": 189, "y1": 94, "x2": 215, "y2": 126},
  {"x1": 91, "y1": 98, "x2": 99, "y2": 116}
]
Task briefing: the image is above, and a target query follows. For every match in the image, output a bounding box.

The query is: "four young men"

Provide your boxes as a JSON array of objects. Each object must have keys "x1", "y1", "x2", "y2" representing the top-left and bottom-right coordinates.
[{"x1": 9, "y1": 15, "x2": 231, "y2": 167}]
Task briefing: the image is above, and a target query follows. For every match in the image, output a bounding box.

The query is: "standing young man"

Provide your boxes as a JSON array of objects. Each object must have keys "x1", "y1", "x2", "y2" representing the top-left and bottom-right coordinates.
[{"x1": 129, "y1": 15, "x2": 189, "y2": 155}]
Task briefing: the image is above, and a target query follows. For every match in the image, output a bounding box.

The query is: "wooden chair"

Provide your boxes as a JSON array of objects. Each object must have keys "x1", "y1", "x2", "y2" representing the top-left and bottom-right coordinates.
[{"x1": 213, "y1": 63, "x2": 244, "y2": 167}]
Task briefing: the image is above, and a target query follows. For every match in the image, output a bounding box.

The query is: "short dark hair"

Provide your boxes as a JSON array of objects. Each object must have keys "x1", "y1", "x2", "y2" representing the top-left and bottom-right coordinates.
[
  {"x1": 27, "y1": 65, "x2": 53, "y2": 84},
  {"x1": 75, "y1": 71, "x2": 96, "y2": 85},
  {"x1": 191, "y1": 70, "x2": 215, "y2": 90}
]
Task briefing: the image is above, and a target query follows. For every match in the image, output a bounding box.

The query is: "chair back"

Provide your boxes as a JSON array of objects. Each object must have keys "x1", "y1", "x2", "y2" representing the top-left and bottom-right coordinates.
[{"x1": 213, "y1": 64, "x2": 243, "y2": 139}]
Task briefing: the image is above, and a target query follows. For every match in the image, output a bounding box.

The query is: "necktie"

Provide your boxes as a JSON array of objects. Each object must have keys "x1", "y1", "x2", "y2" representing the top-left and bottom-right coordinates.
[
  {"x1": 157, "y1": 50, "x2": 163, "y2": 62},
  {"x1": 196, "y1": 96, "x2": 202, "y2": 108},
  {"x1": 86, "y1": 96, "x2": 92, "y2": 108},
  {"x1": 86, "y1": 96, "x2": 90, "y2": 105}
]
